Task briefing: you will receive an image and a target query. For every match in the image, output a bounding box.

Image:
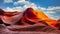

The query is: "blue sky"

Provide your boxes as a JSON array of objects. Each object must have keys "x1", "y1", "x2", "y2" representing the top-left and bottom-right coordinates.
[
  {"x1": 29, "y1": 0, "x2": 60, "y2": 8},
  {"x1": 0, "y1": 0, "x2": 60, "y2": 8},
  {"x1": 0, "y1": 0, "x2": 60, "y2": 20}
]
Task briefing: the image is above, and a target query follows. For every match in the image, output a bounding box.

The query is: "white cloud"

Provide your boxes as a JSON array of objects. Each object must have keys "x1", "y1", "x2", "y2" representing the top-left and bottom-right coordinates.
[
  {"x1": 18, "y1": 0, "x2": 25, "y2": 1},
  {"x1": 47, "y1": 6, "x2": 60, "y2": 11},
  {"x1": 14, "y1": 0, "x2": 29, "y2": 6},
  {"x1": 45, "y1": 11, "x2": 56, "y2": 14},
  {"x1": 43, "y1": 6, "x2": 60, "y2": 20},
  {"x1": 14, "y1": 0, "x2": 41, "y2": 10},
  {"x1": 4, "y1": 0, "x2": 13, "y2": 3},
  {"x1": 40, "y1": 7, "x2": 46, "y2": 10},
  {"x1": 3, "y1": 7, "x2": 24, "y2": 12},
  {"x1": 38, "y1": 6, "x2": 60, "y2": 11},
  {"x1": 3, "y1": 7, "x2": 13, "y2": 12}
]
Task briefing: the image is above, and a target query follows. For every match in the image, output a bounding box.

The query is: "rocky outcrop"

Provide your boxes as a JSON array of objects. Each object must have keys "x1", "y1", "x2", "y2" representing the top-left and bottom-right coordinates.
[{"x1": 0, "y1": 8, "x2": 60, "y2": 33}]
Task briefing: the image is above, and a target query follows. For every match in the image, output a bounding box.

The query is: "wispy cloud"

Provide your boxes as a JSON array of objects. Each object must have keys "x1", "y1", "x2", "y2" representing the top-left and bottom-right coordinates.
[
  {"x1": 47, "y1": 6, "x2": 60, "y2": 11},
  {"x1": 3, "y1": 7, "x2": 24, "y2": 12},
  {"x1": 44, "y1": 6, "x2": 60, "y2": 20},
  {"x1": 4, "y1": 0, "x2": 13, "y2": 3},
  {"x1": 14, "y1": 0, "x2": 43, "y2": 10}
]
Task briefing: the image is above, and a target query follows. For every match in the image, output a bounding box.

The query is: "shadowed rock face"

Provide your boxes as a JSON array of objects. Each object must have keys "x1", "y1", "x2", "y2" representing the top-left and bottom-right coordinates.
[
  {"x1": 55, "y1": 19, "x2": 60, "y2": 30},
  {"x1": 57, "y1": 19, "x2": 60, "y2": 23},
  {"x1": 23, "y1": 8, "x2": 37, "y2": 18},
  {"x1": 0, "y1": 9, "x2": 5, "y2": 25},
  {"x1": 0, "y1": 8, "x2": 5, "y2": 15},
  {"x1": 21, "y1": 8, "x2": 38, "y2": 25}
]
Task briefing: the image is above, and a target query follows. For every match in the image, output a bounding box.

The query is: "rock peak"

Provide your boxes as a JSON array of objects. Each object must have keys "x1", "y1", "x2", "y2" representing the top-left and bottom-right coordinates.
[{"x1": 25, "y1": 8, "x2": 33, "y2": 12}]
